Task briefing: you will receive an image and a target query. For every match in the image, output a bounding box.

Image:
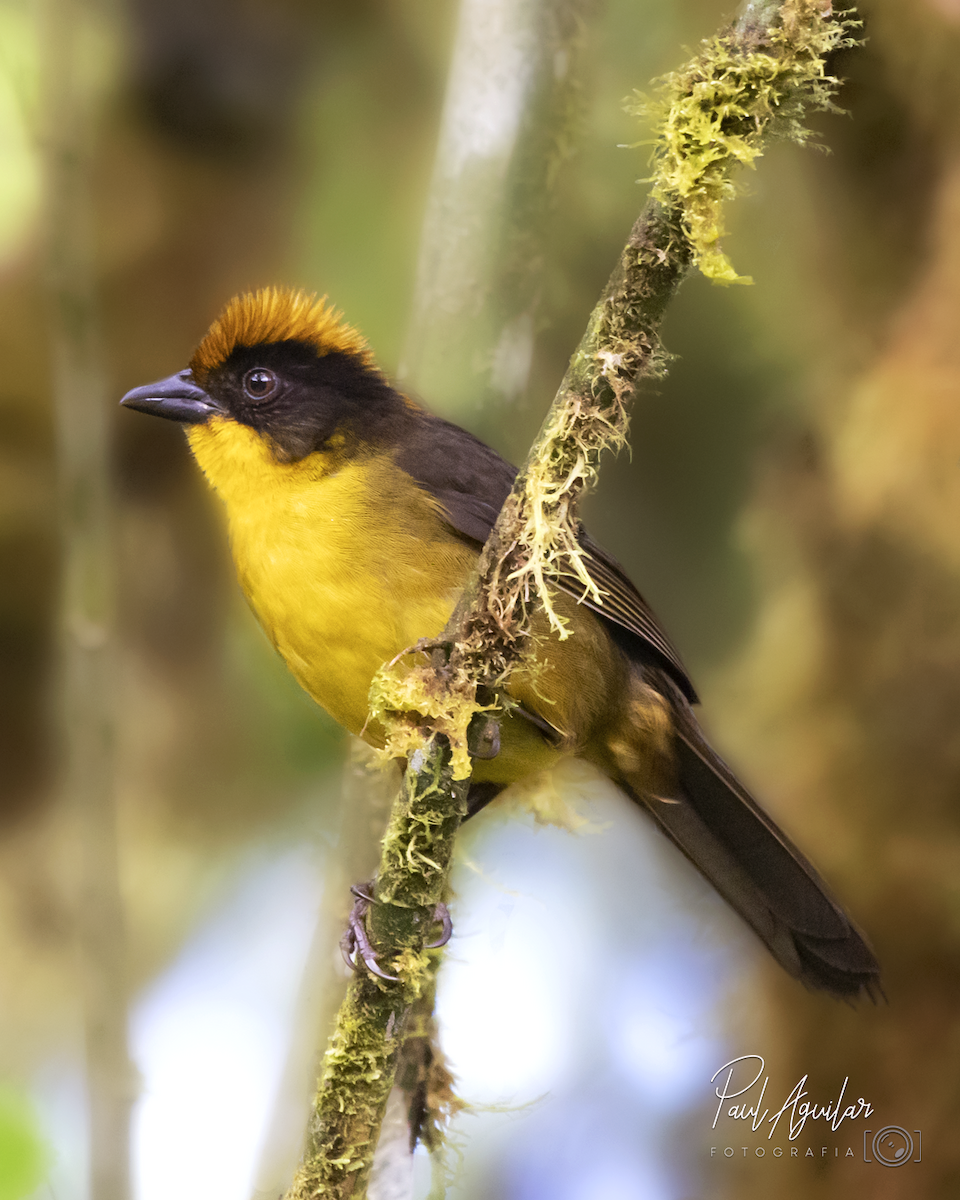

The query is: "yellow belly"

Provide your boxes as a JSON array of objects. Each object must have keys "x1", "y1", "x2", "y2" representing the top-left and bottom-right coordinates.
[{"x1": 186, "y1": 417, "x2": 625, "y2": 784}]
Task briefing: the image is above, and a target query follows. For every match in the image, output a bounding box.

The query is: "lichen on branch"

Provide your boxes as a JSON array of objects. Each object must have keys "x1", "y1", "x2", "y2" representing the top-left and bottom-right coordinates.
[
  {"x1": 286, "y1": 739, "x2": 469, "y2": 1200},
  {"x1": 629, "y1": 0, "x2": 858, "y2": 284},
  {"x1": 451, "y1": 197, "x2": 691, "y2": 669}
]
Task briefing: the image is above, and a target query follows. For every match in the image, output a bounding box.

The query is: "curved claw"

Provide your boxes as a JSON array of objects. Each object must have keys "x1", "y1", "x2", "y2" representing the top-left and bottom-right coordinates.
[
  {"x1": 425, "y1": 902, "x2": 453, "y2": 949},
  {"x1": 350, "y1": 905, "x2": 400, "y2": 981},
  {"x1": 339, "y1": 924, "x2": 359, "y2": 971},
  {"x1": 340, "y1": 885, "x2": 400, "y2": 982}
]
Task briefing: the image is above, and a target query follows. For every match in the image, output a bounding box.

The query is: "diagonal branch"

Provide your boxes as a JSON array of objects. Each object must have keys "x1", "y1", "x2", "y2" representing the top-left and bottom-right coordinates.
[{"x1": 284, "y1": 3, "x2": 854, "y2": 1197}]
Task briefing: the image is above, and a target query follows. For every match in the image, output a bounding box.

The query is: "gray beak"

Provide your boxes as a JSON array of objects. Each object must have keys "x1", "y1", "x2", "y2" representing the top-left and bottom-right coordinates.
[{"x1": 120, "y1": 369, "x2": 222, "y2": 425}]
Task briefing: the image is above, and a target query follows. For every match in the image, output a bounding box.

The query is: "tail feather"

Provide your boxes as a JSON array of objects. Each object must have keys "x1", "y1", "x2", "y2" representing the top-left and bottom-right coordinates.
[
  {"x1": 674, "y1": 731, "x2": 848, "y2": 939},
  {"x1": 621, "y1": 679, "x2": 881, "y2": 1000}
]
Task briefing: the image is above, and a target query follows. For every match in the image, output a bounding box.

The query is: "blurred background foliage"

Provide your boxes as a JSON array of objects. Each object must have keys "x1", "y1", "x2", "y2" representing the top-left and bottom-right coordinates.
[{"x1": 0, "y1": 0, "x2": 959, "y2": 1197}]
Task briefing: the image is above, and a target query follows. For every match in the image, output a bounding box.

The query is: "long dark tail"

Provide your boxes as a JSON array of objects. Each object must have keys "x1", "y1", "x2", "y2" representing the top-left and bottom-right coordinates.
[
  {"x1": 625, "y1": 674, "x2": 881, "y2": 999},
  {"x1": 466, "y1": 681, "x2": 881, "y2": 998}
]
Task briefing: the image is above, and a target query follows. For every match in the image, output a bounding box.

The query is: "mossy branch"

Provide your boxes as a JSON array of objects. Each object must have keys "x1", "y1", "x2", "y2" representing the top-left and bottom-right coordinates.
[
  {"x1": 630, "y1": 0, "x2": 857, "y2": 284},
  {"x1": 284, "y1": 3, "x2": 852, "y2": 1196}
]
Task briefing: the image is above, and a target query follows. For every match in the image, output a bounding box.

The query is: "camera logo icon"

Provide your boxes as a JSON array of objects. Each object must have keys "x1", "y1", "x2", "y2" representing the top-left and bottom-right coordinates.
[{"x1": 864, "y1": 1126, "x2": 921, "y2": 1166}]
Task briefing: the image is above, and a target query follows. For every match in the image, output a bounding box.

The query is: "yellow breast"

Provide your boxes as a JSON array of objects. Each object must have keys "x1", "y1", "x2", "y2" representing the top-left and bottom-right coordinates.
[
  {"x1": 187, "y1": 418, "x2": 475, "y2": 735},
  {"x1": 185, "y1": 416, "x2": 628, "y2": 789}
]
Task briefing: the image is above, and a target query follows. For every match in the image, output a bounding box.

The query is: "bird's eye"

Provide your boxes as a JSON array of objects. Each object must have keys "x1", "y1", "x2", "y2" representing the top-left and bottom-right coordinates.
[{"x1": 242, "y1": 368, "x2": 279, "y2": 400}]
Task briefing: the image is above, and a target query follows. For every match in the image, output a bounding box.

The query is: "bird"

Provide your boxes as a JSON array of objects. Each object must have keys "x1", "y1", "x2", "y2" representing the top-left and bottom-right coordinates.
[{"x1": 121, "y1": 286, "x2": 880, "y2": 999}]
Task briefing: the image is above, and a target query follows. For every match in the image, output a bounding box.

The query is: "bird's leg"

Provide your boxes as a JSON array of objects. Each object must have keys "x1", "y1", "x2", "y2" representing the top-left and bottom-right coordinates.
[
  {"x1": 383, "y1": 636, "x2": 453, "y2": 672},
  {"x1": 464, "y1": 780, "x2": 504, "y2": 819}
]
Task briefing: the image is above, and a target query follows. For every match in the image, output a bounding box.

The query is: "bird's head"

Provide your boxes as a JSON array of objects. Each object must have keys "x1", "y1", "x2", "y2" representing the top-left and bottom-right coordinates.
[{"x1": 121, "y1": 288, "x2": 411, "y2": 462}]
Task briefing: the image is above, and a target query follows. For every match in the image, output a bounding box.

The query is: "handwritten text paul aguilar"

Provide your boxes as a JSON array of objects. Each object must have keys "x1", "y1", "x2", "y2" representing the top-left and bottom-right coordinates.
[{"x1": 711, "y1": 1054, "x2": 874, "y2": 1141}]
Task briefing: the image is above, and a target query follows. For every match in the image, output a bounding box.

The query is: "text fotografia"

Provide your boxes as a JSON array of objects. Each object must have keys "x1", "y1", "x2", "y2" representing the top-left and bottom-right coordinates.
[
  {"x1": 711, "y1": 1145, "x2": 857, "y2": 1158},
  {"x1": 711, "y1": 1055, "x2": 873, "y2": 1141},
  {"x1": 709, "y1": 1130, "x2": 923, "y2": 1168}
]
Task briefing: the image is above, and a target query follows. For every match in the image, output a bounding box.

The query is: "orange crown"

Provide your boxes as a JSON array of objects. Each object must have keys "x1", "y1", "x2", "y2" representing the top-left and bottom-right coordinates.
[{"x1": 190, "y1": 287, "x2": 375, "y2": 379}]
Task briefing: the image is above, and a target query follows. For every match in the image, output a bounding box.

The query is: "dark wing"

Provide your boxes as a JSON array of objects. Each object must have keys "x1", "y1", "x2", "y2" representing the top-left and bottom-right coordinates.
[
  {"x1": 564, "y1": 532, "x2": 697, "y2": 703},
  {"x1": 395, "y1": 412, "x2": 696, "y2": 702},
  {"x1": 394, "y1": 413, "x2": 517, "y2": 544}
]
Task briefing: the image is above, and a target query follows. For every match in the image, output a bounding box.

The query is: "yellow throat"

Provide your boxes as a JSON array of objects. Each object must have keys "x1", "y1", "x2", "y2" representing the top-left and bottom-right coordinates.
[{"x1": 186, "y1": 416, "x2": 475, "y2": 736}]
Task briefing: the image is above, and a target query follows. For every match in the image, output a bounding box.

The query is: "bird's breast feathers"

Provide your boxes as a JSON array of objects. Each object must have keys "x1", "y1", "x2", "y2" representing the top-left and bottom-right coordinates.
[{"x1": 186, "y1": 416, "x2": 474, "y2": 734}]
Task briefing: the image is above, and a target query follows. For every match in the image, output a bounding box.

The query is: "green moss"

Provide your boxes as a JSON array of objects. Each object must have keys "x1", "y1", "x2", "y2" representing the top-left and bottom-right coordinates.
[
  {"x1": 376, "y1": 738, "x2": 468, "y2": 910},
  {"x1": 368, "y1": 655, "x2": 484, "y2": 781},
  {"x1": 287, "y1": 741, "x2": 467, "y2": 1194},
  {"x1": 629, "y1": 0, "x2": 857, "y2": 283},
  {"x1": 293, "y1": 983, "x2": 402, "y2": 1194}
]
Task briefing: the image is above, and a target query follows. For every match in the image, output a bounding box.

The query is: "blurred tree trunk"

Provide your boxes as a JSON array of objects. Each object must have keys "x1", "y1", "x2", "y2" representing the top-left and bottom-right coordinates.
[
  {"x1": 716, "y1": 1, "x2": 960, "y2": 1195},
  {"x1": 40, "y1": 1, "x2": 133, "y2": 1197},
  {"x1": 400, "y1": 0, "x2": 599, "y2": 419}
]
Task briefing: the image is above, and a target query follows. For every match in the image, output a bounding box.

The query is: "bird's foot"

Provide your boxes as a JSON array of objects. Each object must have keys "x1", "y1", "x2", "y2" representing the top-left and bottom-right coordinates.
[
  {"x1": 340, "y1": 883, "x2": 398, "y2": 980},
  {"x1": 339, "y1": 882, "x2": 452, "y2": 981}
]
